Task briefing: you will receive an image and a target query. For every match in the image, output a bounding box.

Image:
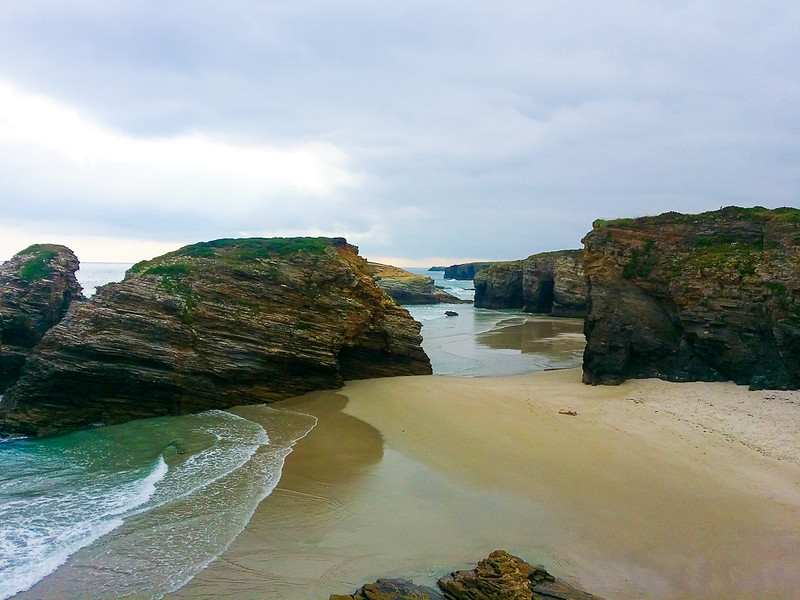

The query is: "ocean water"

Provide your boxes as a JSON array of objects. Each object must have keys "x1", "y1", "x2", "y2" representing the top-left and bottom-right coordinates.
[
  {"x1": 403, "y1": 268, "x2": 585, "y2": 376},
  {"x1": 0, "y1": 263, "x2": 583, "y2": 599}
]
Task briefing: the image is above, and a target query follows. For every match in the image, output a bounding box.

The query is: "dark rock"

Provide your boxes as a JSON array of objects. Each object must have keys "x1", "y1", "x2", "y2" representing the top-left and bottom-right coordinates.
[
  {"x1": 0, "y1": 238, "x2": 431, "y2": 436},
  {"x1": 438, "y1": 550, "x2": 602, "y2": 600},
  {"x1": 443, "y1": 262, "x2": 494, "y2": 280},
  {"x1": 428, "y1": 266, "x2": 446, "y2": 272},
  {"x1": 331, "y1": 551, "x2": 602, "y2": 600},
  {"x1": 444, "y1": 311, "x2": 458, "y2": 316},
  {"x1": 330, "y1": 579, "x2": 445, "y2": 600},
  {"x1": 474, "y1": 250, "x2": 587, "y2": 317},
  {"x1": 582, "y1": 206, "x2": 800, "y2": 390},
  {"x1": 0, "y1": 244, "x2": 84, "y2": 392},
  {"x1": 369, "y1": 263, "x2": 467, "y2": 305}
]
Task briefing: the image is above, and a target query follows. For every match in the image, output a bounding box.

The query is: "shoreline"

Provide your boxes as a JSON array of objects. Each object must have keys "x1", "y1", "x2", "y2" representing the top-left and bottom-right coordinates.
[{"x1": 169, "y1": 368, "x2": 800, "y2": 600}]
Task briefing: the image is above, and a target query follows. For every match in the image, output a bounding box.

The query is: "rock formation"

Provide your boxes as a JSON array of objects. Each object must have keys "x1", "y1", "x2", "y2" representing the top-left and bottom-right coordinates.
[
  {"x1": 443, "y1": 262, "x2": 493, "y2": 280},
  {"x1": 582, "y1": 207, "x2": 800, "y2": 390},
  {"x1": 331, "y1": 550, "x2": 602, "y2": 600},
  {"x1": 0, "y1": 238, "x2": 431, "y2": 436},
  {"x1": 0, "y1": 244, "x2": 84, "y2": 392},
  {"x1": 368, "y1": 262, "x2": 466, "y2": 305},
  {"x1": 474, "y1": 250, "x2": 588, "y2": 317}
]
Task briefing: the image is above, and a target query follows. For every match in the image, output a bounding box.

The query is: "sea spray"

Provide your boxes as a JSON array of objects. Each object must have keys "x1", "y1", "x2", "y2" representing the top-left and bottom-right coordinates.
[{"x1": 0, "y1": 406, "x2": 317, "y2": 600}]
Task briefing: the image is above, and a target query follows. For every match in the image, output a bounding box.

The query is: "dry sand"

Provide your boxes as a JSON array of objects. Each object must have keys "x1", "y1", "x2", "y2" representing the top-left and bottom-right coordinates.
[{"x1": 170, "y1": 368, "x2": 800, "y2": 600}]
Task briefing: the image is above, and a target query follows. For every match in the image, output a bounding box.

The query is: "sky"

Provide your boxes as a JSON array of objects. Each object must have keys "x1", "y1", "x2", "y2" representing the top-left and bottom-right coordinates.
[{"x1": 0, "y1": 1, "x2": 798, "y2": 265}]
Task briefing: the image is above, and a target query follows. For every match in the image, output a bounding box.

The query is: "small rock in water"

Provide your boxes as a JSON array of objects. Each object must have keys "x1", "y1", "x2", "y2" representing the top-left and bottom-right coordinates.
[{"x1": 445, "y1": 310, "x2": 458, "y2": 317}]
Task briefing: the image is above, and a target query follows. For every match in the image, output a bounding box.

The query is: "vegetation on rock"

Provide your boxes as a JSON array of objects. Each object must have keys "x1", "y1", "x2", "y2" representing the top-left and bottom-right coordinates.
[
  {"x1": 0, "y1": 237, "x2": 431, "y2": 436},
  {"x1": 583, "y1": 206, "x2": 800, "y2": 389}
]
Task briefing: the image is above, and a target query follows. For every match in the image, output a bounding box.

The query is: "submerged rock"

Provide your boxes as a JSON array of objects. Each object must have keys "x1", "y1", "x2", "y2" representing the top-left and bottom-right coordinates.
[
  {"x1": 368, "y1": 262, "x2": 466, "y2": 305},
  {"x1": 474, "y1": 250, "x2": 587, "y2": 317},
  {"x1": 331, "y1": 550, "x2": 602, "y2": 600},
  {"x1": 582, "y1": 206, "x2": 800, "y2": 389},
  {"x1": 0, "y1": 237, "x2": 431, "y2": 436},
  {"x1": 0, "y1": 244, "x2": 84, "y2": 392}
]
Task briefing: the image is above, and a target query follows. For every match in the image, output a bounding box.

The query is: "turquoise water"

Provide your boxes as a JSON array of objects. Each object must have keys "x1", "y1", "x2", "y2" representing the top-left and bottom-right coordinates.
[
  {"x1": 1, "y1": 407, "x2": 316, "y2": 599},
  {"x1": 0, "y1": 263, "x2": 582, "y2": 599}
]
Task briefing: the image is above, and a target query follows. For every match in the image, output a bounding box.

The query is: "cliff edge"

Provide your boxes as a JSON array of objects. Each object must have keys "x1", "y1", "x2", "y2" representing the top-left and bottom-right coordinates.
[
  {"x1": 0, "y1": 237, "x2": 431, "y2": 436},
  {"x1": 474, "y1": 250, "x2": 587, "y2": 317},
  {"x1": 368, "y1": 262, "x2": 466, "y2": 304},
  {"x1": 582, "y1": 207, "x2": 800, "y2": 389},
  {"x1": 0, "y1": 244, "x2": 84, "y2": 392}
]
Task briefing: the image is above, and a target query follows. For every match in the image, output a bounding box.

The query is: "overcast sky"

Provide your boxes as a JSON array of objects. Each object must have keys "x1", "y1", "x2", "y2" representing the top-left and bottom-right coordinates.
[{"x1": 0, "y1": 1, "x2": 798, "y2": 264}]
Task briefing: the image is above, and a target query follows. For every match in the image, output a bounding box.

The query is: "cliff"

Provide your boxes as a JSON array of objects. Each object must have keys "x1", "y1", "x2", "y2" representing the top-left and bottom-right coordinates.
[
  {"x1": 443, "y1": 262, "x2": 493, "y2": 280},
  {"x1": 474, "y1": 250, "x2": 587, "y2": 317},
  {"x1": 0, "y1": 238, "x2": 431, "y2": 436},
  {"x1": 582, "y1": 207, "x2": 800, "y2": 390},
  {"x1": 0, "y1": 244, "x2": 84, "y2": 392},
  {"x1": 368, "y1": 262, "x2": 465, "y2": 305}
]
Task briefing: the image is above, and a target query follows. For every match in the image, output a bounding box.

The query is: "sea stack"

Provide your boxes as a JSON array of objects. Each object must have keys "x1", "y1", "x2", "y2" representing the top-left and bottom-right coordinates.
[
  {"x1": 474, "y1": 250, "x2": 588, "y2": 317},
  {"x1": 0, "y1": 244, "x2": 84, "y2": 392},
  {"x1": 582, "y1": 207, "x2": 800, "y2": 389},
  {"x1": 0, "y1": 237, "x2": 431, "y2": 436}
]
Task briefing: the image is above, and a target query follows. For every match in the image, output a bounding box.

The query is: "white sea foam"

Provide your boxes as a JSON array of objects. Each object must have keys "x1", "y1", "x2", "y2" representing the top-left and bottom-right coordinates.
[{"x1": 0, "y1": 455, "x2": 167, "y2": 599}]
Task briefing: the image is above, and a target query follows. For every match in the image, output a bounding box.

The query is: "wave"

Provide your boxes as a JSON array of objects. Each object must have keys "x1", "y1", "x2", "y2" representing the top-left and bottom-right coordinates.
[
  {"x1": 0, "y1": 405, "x2": 317, "y2": 600},
  {"x1": 0, "y1": 455, "x2": 167, "y2": 599}
]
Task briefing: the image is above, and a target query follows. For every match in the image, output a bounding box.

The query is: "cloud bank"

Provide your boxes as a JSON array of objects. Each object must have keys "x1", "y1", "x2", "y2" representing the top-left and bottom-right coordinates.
[{"x1": 0, "y1": 1, "x2": 798, "y2": 262}]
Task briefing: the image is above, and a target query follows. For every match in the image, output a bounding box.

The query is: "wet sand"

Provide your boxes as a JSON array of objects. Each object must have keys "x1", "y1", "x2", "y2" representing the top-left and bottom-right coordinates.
[{"x1": 170, "y1": 368, "x2": 800, "y2": 600}]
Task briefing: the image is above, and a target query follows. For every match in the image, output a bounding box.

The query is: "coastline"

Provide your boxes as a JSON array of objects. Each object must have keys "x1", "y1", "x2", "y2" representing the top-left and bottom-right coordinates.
[{"x1": 169, "y1": 368, "x2": 800, "y2": 600}]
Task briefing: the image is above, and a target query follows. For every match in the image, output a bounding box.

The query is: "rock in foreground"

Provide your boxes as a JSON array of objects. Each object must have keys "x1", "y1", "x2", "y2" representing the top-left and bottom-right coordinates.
[
  {"x1": 582, "y1": 207, "x2": 800, "y2": 389},
  {"x1": 474, "y1": 250, "x2": 587, "y2": 317},
  {"x1": 0, "y1": 238, "x2": 431, "y2": 436},
  {"x1": 331, "y1": 550, "x2": 602, "y2": 600},
  {"x1": 0, "y1": 244, "x2": 84, "y2": 392},
  {"x1": 369, "y1": 262, "x2": 466, "y2": 305}
]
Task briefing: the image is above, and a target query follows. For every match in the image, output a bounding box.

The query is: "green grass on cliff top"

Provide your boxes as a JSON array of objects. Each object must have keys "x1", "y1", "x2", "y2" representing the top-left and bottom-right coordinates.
[
  {"x1": 13, "y1": 244, "x2": 60, "y2": 282},
  {"x1": 592, "y1": 206, "x2": 800, "y2": 229},
  {"x1": 126, "y1": 237, "x2": 335, "y2": 278}
]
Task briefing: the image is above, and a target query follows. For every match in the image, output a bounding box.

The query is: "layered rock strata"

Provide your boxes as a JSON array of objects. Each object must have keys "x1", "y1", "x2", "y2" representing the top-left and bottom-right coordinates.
[
  {"x1": 582, "y1": 207, "x2": 800, "y2": 390},
  {"x1": 368, "y1": 262, "x2": 466, "y2": 305},
  {"x1": 0, "y1": 238, "x2": 431, "y2": 436},
  {"x1": 331, "y1": 550, "x2": 602, "y2": 600},
  {"x1": 442, "y1": 262, "x2": 493, "y2": 280},
  {"x1": 0, "y1": 244, "x2": 84, "y2": 392},
  {"x1": 474, "y1": 250, "x2": 588, "y2": 317}
]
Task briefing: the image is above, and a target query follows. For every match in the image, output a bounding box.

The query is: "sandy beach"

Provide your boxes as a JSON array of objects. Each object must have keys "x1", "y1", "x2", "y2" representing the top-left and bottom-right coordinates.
[{"x1": 169, "y1": 368, "x2": 800, "y2": 600}]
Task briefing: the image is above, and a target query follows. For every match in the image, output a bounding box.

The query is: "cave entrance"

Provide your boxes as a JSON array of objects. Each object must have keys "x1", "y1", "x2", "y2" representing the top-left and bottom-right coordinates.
[{"x1": 533, "y1": 279, "x2": 555, "y2": 313}]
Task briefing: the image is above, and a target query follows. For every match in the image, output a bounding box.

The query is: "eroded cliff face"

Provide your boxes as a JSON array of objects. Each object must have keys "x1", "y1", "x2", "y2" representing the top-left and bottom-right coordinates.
[
  {"x1": 473, "y1": 250, "x2": 587, "y2": 317},
  {"x1": 0, "y1": 238, "x2": 431, "y2": 436},
  {"x1": 368, "y1": 262, "x2": 465, "y2": 305},
  {"x1": 443, "y1": 262, "x2": 493, "y2": 280},
  {"x1": 582, "y1": 207, "x2": 800, "y2": 390},
  {"x1": 0, "y1": 244, "x2": 84, "y2": 392}
]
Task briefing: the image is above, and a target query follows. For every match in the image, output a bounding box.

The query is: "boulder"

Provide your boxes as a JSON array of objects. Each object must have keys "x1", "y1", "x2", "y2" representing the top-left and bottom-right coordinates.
[
  {"x1": 369, "y1": 262, "x2": 466, "y2": 305},
  {"x1": 582, "y1": 206, "x2": 800, "y2": 389},
  {"x1": 331, "y1": 550, "x2": 601, "y2": 600},
  {"x1": 0, "y1": 238, "x2": 431, "y2": 436},
  {"x1": 0, "y1": 244, "x2": 84, "y2": 392}
]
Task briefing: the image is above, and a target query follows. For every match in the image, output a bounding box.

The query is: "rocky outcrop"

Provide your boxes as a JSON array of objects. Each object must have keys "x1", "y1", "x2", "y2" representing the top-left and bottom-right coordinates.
[
  {"x1": 443, "y1": 262, "x2": 493, "y2": 280},
  {"x1": 474, "y1": 250, "x2": 587, "y2": 317},
  {"x1": 0, "y1": 238, "x2": 431, "y2": 436},
  {"x1": 0, "y1": 244, "x2": 84, "y2": 392},
  {"x1": 368, "y1": 262, "x2": 466, "y2": 305},
  {"x1": 331, "y1": 550, "x2": 602, "y2": 600},
  {"x1": 582, "y1": 207, "x2": 800, "y2": 390}
]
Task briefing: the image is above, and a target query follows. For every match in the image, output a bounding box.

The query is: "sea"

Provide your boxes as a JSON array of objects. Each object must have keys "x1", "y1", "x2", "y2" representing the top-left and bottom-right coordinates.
[{"x1": 0, "y1": 263, "x2": 585, "y2": 599}]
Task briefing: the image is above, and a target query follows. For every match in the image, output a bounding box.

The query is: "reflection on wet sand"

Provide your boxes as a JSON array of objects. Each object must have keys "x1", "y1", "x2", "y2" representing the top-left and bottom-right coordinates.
[{"x1": 476, "y1": 316, "x2": 585, "y2": 364}]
